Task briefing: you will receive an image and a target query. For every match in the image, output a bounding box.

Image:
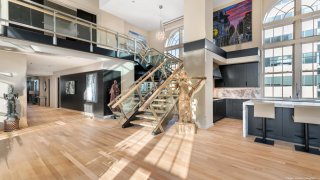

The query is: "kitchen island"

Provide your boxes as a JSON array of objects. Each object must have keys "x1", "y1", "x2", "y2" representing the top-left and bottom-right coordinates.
[{"x1": 243, "y1": 99, "x2": 320, "y2": 146}]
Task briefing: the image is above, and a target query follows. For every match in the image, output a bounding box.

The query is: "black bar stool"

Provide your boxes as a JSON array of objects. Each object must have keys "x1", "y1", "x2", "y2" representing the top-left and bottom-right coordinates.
[
  {"x1": 293, "y1": 105, "x2": 320, "y2": 155},
  {"x1": 253, "y1": 102, "x2": 275, "y2": 146}
]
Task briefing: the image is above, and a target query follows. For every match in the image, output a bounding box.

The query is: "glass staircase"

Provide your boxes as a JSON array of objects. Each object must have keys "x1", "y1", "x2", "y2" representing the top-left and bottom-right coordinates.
[{"x1": 0, "y1": 0, "x2": 207, "y2": 135}]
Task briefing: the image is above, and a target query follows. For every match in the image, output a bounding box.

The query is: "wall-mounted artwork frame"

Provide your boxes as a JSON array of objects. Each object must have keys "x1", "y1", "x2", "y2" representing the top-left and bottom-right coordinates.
[
  {"x1": 65, "y1": 81, "x2": 75, "y2": 95},
  {"x1": 85, "y1": 73, "x2": 97, "y2": 103},
  {"x1": 213, "y1": 0, "x2": 252, "y2": 47}
]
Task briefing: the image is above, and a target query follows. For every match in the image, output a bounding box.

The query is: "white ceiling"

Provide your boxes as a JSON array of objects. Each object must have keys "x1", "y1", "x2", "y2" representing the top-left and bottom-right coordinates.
[
  {"x1": 99, "y1": 0, "x2": 242, "y2": 31},
  {"x1": 100, "y1": 0, "x2": 184, "y2": 31},
  {"x1": 0, "y1": 38, "x2": 116, "y2": 76},
  {"x1": 26, "y1": 54, "x2": 100, "y2": 76}
]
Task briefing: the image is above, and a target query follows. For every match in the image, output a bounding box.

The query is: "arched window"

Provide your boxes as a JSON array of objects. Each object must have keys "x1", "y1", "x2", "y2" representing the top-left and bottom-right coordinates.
[
  {"x1": 165, "y1": 28, "x2": 183, "y2": 58},
  {"x1": 264, "y1": 0, "x2": 295, "y2": 23},
  {"x1": 165, "y1": 30, "x2": 180, "y2": 48},
  {"x1": 302, "y1": 0, "x2": 320, "y2": 14}
]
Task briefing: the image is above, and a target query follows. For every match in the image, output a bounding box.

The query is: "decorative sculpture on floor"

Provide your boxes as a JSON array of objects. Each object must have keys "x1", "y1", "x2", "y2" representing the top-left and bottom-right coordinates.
[
  {"x1": 176, "y1": 70, "x2": 205, "y2": 134},
  {"x1": 109, "y1": 80, "x2": 120, "y2": 103},
  {"x1": 3, "y1": 85, "x2": 19, "y2": 132}
]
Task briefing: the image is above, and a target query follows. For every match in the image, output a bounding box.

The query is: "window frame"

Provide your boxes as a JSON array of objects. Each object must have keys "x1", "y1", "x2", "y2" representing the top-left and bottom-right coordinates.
[
  {"x1": 262, "y1": 0, "x2": 320, "y2": 99},
  {"x1": 165, "y1": 27, "x2": 184, "y2": 59}
]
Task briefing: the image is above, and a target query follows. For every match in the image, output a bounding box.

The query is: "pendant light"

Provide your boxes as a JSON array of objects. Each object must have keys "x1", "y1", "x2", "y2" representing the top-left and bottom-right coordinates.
[{"x1": 156, "y1": 5, "x2": 166, "y2": 41}]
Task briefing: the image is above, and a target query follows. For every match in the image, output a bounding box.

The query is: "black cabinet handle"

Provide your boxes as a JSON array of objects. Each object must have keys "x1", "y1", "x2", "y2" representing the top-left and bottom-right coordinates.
[{"x1": 246, "y1": 81, "x2": 248, "y2": 87}]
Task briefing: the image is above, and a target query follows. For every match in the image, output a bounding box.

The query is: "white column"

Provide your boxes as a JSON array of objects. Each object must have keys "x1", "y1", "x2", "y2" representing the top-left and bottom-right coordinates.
[
  {"x1": 0, "y1": 0, "x2": 9, "y2": 35},
  {"x1": 183, "y1": 0, "x2": 213, "y2": 128}
]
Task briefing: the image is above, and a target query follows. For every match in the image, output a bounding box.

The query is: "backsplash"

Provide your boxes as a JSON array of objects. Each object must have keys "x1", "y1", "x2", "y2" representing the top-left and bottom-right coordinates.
[{"x1": 213, "y1": 88, "x2": 262, "y2": 99}]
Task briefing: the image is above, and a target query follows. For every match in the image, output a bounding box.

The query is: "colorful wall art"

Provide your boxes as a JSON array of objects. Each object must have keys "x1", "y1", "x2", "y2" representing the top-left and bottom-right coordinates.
[{"x1": 213, "y1": 0, "x2": 252, "y2": 47}]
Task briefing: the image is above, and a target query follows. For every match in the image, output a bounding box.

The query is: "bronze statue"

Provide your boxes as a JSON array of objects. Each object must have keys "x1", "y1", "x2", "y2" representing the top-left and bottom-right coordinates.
[
  {"x1": 109, "y1": 80, "x2": 120, "y2": 103},
  {"x1": 4, "y1": 85, "x2": 19, "y2": 121}
]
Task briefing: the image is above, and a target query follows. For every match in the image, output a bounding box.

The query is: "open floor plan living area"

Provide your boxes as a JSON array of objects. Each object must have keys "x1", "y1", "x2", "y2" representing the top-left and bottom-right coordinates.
[{"x1": 1, "y1": 0, "x2": 320, "y2": 179}]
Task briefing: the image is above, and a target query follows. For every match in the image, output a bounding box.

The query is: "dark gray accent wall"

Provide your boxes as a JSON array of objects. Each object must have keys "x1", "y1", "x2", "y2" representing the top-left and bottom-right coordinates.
[
  {"x1": 226, "y1": 48, "x2": 259, "y2": 59},
  {"x1": 184, "y1": 39, "x2": 227, "y2": 58},
  {"x1": 183, "y1": 38, "x2": 259, "y2": 60},
  {"x1": 60, "y1": 70, "x2": 121, "y2": 117}
]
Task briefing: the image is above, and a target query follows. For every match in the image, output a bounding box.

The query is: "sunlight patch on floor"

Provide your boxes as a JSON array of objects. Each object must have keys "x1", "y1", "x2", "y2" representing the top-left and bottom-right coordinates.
[
  {"x1": 115, "y1": 127, "x2": 154, "y2": 156},
  {"x1": 99, "y1": 158, "x2": 131, "y2": 180},
  {"x1": 144, "y1": 126, "x2": 195, "y2": 179},
  {"x1": 129, "y1": 167, "x2": 151, "y2": 180}
]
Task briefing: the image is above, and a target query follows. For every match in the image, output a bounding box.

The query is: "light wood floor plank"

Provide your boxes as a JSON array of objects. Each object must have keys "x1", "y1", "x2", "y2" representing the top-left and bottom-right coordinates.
[{"x1": 0, "y1": 106, "x2": 319, "y2": 179}]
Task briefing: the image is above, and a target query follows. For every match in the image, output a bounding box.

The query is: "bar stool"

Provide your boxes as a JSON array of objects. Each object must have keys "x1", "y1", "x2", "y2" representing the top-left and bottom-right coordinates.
[
  {"x1": 253, "y1": 101, "x2": 275, "y2": 145},
  {"x1": 293, "y1": 105, "x2": 320, "y2": 155}
]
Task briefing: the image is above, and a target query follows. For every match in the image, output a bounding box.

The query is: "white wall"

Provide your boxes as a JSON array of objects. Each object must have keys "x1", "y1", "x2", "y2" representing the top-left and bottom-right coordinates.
[
  {"x1": 50, "y1": 58, "x2": 134, "y2": 108},
  {"x1": 0, "y1": 51, "x2": 28, "y2": 129},
  {"x1": 50, "y1": 0, "x2": 149, "y2": 41}
]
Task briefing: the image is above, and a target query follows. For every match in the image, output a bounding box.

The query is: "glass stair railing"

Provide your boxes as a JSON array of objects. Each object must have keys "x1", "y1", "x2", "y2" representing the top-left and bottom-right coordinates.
[{"x1": 108, "y1": 48, "x2": 183, "y2": 129}]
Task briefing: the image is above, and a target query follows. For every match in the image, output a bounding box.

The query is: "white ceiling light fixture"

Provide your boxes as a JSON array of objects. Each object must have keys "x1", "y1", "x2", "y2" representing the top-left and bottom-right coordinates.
[{"x1": 156, "y1": 5, "x2": 166, "y2": 41}]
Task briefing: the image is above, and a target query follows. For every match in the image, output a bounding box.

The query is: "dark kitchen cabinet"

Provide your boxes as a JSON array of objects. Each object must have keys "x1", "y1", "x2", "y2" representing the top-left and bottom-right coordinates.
[
  {"x1": 226, "y1": 99, "x2": 247, "y2": 120},
  {"x1": 215, "y1": 62, "x2": 259, "y2": 88},
  {"x1": 213, "y1": 99, "x2": 226, "y2": 123},
  {"x1": 246, "y1": 62, "x2": 259, "y2": 87},
  {"x1": 247, "y1": 106, "x2": 320, "y2": 147}
]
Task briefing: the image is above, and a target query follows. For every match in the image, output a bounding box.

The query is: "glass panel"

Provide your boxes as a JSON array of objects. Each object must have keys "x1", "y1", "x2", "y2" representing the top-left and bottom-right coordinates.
[
  {"x1": 9, "y1": 2, "x2": 31, "y2": 25},
  {"x1": 264, "y1": 0, "x2": 294, "y2": 23},
  {"x1": 77, "y1": 22, "x2": 91, "y2": 41},
  {"x1": 283, "y1": 24, "x2": 293, "y2": 41},
  {"x1": 302, "y1": 19, "x2": 314, "y2": 37},
  {"x1": 264, "y1": 46, "x2": 293, "y2": 98},
  {"x1": 315, "y1": 18, "x2": 320, "y2": 36},
  {"x1": 264, "y1": 29, "x2": 273, "y2": 44},
  {"x1": 302, "y1": 0, "x2": 320, "y2": 14},
  {"x1": 273, "y1": 27, "x2": 283, "y2": 42},
  {"x1": 55, "y1": 15, "x2": 77, "y2": 38},
  {"x1": 302, "y1": 42, "x2": 320, "y2": 98},
  {"x1": 166, "y1": 30, "x2": 180, "y2": 47}
]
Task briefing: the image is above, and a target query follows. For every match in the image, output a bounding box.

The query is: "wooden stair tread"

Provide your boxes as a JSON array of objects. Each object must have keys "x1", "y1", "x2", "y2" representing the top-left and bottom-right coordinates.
[
  {"x1": 131, "y1": 119, "x2": 154, "y2": 127},
  {"x1": 144, "y1": 109, "x2": 167, "y2": 114},
  {"x1": 153, "y1": 99, "x2": 168, "y2": 102},
  {"x1": 135, "y1": 114, "x2": 158, "y2": 121},
  {"x1": 151, "y1": 104, "x2": 167, "y2": 108}
]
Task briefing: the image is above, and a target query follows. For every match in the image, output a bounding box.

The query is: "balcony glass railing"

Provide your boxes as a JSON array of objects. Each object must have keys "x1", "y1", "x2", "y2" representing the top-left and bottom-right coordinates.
[{"x1": 0, "y1": 0, "x2": 145, "y2": 54}]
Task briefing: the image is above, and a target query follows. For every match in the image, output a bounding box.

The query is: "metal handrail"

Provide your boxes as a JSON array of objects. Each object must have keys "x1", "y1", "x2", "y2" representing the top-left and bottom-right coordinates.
[
  {"x1": 138, "y1": 63, "x2": 183, "y2": 111},
  {"x1": 107, "y1": 48, "x2": 176, "y2": 107},
  {"x1": 3, "y1": 0, "x2": 147, "y2": 52},
  {"x1": 111, "y1": 57, "x2": 172, "y2": 109}
]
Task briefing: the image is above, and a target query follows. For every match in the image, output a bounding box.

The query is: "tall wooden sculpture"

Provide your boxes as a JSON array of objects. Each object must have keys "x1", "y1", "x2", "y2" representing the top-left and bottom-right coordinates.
[
  {"x1": 176, "y1": 70, "x2": 205, "y2": 134},
  {"x1": 3, "y1": 85, "x2": 19, "y2": 132}
]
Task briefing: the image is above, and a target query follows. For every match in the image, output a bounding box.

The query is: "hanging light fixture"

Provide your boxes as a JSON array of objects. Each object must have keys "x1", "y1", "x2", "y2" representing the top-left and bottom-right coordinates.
[{"x1": 156, "y1": 5, "x2": 166, "y2": 41}]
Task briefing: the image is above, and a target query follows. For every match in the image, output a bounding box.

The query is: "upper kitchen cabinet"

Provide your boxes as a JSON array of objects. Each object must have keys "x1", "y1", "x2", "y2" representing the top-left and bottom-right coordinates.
[{"x1": 215, "y1": 62, "x2": 259, "y2": 88}]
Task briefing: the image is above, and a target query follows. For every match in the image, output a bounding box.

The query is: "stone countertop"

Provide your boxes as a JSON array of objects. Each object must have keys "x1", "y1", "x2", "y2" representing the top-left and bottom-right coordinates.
[{"x1": 243, "y1": 99, "x2": 320, "y2": 108}]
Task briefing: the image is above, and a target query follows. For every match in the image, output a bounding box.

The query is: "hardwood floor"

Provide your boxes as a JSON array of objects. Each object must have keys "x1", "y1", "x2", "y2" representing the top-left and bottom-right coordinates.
[{"x1": 0, "y1": 105, "x2": 319, "y2": 180}]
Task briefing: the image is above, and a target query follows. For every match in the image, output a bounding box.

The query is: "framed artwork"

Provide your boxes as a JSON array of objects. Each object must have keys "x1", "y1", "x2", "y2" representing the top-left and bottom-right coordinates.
[
  {"x1": 213, "y1": 0, "x2": 252, "y2": 47},
  {"x1": 85, "y1": 73, "x2": 97, "y2": 103},
  {"x1": 65, "y1": 81, "x2": 75, "y2": 95}
]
